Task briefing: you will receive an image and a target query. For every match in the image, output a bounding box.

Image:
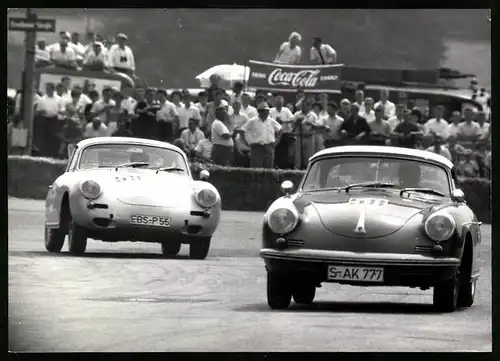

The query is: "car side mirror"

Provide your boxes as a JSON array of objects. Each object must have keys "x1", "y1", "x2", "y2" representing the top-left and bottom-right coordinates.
[
  {"x1": 280, "y1": 180, "x2": 294, "y2": 196},
  {"x1": 199, "y1": 170, "x2": 210, "y2": 181},
  {"x1": 451, "y1": 189, "x2": 465, "y2": 203}
]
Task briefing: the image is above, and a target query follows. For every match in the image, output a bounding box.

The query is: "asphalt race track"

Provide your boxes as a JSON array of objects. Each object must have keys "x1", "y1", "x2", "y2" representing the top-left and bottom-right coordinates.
[{"x1": 8, "y1": 198, "x2": 492, "y2": 352}]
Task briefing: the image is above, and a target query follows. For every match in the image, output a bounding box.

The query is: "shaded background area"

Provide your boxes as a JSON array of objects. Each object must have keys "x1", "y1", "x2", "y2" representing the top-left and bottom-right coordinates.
[{"x1": 7, "y1": 8, "x2": 491, "y2": 89}]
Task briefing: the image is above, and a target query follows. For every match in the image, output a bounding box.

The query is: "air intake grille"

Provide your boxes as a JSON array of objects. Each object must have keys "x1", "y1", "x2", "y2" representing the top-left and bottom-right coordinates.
[
  {"x1": 286, "y1": 239, "x2": 304, "y2": 248},
  {"x1": 414, "y1": 245, "x2": 434, "y2": 253}
]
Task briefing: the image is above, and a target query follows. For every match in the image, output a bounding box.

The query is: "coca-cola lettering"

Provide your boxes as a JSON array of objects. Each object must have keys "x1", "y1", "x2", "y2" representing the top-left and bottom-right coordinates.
[{"x1": 268, "y1": 68, "x2": 320, "y2": 88}]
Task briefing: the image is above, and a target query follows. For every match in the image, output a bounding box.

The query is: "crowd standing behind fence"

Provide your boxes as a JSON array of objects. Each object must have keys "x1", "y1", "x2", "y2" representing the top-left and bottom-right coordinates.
[{"x1": 8, "y1": 29, "x2": 491, "y2": 179}]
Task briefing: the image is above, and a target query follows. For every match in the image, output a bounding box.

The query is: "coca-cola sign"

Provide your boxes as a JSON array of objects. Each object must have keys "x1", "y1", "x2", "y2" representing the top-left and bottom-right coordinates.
[
  {"x1": 248, "y1": 60, "x2": 343, "y2": 92},
  {"x1": 268, "y1": 68, "x2": 321, "y2": 87}
]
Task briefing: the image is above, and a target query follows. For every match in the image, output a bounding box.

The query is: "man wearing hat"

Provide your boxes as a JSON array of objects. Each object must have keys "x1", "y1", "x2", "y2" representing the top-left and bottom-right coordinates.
[
  {"x1": 49, "y1": 31, "x2": 78, "y2": 69},
  {"x1": 211, "y1": 106, "x2": 234, "y2": 166},
  {"x1": 310, "y1": 37, "x2": 337, "y2": 65},
  {"x1": 108, "y1": 33, "x2": 136, "y2": 75},
  {"x1": 239, "y1": 102, "x2": 282, "y2": 169}
]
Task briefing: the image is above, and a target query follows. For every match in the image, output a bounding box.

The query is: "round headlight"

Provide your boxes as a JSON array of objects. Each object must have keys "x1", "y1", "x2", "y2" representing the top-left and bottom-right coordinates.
[
  {"x1": 79, "y1": 180, "x2": 102, "y2": 200},
  {"x1": 268, "y1": 208, "x2": 299, "y2": 235},
  {"x1": 424, "y1": 212, "x2": 456, "y2": 242},
  {"x1": 195, "y1": 188, "x2": 218, "y2": 208}
]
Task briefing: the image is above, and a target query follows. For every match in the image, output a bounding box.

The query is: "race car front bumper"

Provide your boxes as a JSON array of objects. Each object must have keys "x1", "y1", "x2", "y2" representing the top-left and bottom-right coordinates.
[{"x1": 260, "y1": 248, "x2": 460, "y2": 287}]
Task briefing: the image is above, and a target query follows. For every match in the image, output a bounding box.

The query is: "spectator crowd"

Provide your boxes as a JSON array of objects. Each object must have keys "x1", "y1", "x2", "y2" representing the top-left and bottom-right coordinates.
[
  {"x1": 35, "y1": 30, "x2": 136, "y2": 75},
  {"x1": 7, "y1": 71, "x2": 491, "y2": 179},
  {"x1": 7, "y1": 29, "x2": 490, "y2": 179}
]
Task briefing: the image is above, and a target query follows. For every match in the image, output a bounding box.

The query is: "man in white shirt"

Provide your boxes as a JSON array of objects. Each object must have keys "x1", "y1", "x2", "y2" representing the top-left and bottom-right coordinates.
[
  {"x1": 120, "y1": 83, "x2": 138, "y2": 115},
  {"x1": 230, "y1": 82, "x2": 244, "y2": 105},
  {"x1": 61, "y1": 85, "x2": 92, "y2": 110},
  {"x1": 211, "y1": 106, "x2": 235, "y2": 166},
  {"x1": 387, "y1": 103, "x2": 406, "y2": 131},
  {"x1": 424, "y1": 105, "x2": 449, "y2": 140},
  {"x1": 475, "y1": 111, "x2": 490, "y2": 140},
  {"x1": 50, "y1": 32, "x2": 78, "y2": 69},
  {"x1": 156, "y1": 89, "x2": 179, "y2": 143},
  {"x1": 323, "y1": 101, "x2": 344, "y2": 148},
  {"x1": 458, "y1": 107, "x2": 481, "y2": 149},
  {"x1": 34, "y1": 82, "x2": 65, "y2": 158},
  {"x1": 69, "y1": 32, "x2": 86, "y2": 63},
  {"x1": 35, "y1": 39, "x2": 51, "y2": 67},
  {"x1": 90, "y1": 87, "x2": 116, "y2": 125},
  {"x1": 274, "y1": 32, "x2": 302, "y2": 65},
  {"x1": 374, "y1": 88, "x2": 396, "y2": 119},
  {"x1": 241, "y1": 93, "x2": 258, "y2": 119},
  {"x1": 310, "y1": 37, "x2": 337, "y2": 64},
  {"x1": 84, "y1": 117, "x2": 109, "y2": 138},
  {"x1": 176, "y1": 91, "x2": 202, "y2": 133},
  {"x1": 360, "y1": 97, "x2": 376, "y2": 123},
  {"x1": 181, "y1": 118, "x2": 205, "y2": 158},
  {"x1": 353, "y1": 90, "x2": 366, "y2": 114},
  {"x1": 195, "y1": 134, "x2": 213, "y2": 162},
  {"x1": 83, "y1": 42, "x2": 108, "y2": 70},
  {"x1": 240, "y1": 102, "x2": 282, "y2": 169},
  {"x1": 107, "y1": 33, "x2": 135, "y2": 75},
  {"x1": 426, "y1": 135, "x2": 452, "y2": 161},
  {"x1": 231, "y1": 101, "x2": 251, "y2": 167},
  {"x1": 446, "y1": 111, "x2": 462, "y2": 139},
  {"x1": 196, "y1": 91, "x2": 209, "y2": 130}
]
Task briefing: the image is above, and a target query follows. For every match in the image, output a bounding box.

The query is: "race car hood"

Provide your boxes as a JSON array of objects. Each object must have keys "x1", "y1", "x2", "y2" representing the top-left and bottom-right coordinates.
[
  {"x1": 77, "y1": 168, "x2": 196, "y2": 208},
  {"x1": 294, "y1": 190, "x2": 445, "y2": 239}
]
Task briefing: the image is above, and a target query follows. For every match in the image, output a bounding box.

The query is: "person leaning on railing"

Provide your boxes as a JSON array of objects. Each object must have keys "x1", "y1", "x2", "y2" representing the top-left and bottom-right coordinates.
[{"x1": 391, "y1": 109, "x2": 423, "y2": 149}]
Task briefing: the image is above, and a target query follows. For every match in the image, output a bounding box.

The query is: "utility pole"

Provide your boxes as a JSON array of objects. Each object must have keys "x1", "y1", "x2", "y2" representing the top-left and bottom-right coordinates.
[
  {"x1": 9, "y1": 9, "x2": 56, "y2": 155},
  {"x1": 20, "y1": 8, "x2": 37, "y2": 155}
]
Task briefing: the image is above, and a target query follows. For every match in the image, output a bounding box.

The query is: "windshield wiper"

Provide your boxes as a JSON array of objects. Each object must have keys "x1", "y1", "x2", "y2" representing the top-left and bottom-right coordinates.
[
  {"x1": 343, "y1": 182, "x2": 395, "y2": 193},
  {"x1": 115, "y1": 162, "x2": 150, "y2": 170},
  {"x1": 400, "y1": 188, "x2": 445, "y2": 197},
  {"x1": 156, "y1": 166, "x2": 185, "y2": 174}
]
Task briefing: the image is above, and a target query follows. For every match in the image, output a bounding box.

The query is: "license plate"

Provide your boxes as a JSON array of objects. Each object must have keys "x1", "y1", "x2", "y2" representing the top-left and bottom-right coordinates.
[
  {"x1": 130, "y1": 215, "x2": 171, "y2": 227},
  {"x1": 327, "y1": 265, "x2": 384, "y2": 282}
]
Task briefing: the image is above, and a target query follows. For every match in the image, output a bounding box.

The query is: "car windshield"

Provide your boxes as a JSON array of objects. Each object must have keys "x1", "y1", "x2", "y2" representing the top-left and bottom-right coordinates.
[
  {"x1": 302, "y1": 156, "x2": 451, "y2": 198},
  {"x1": 77, "y1": 143, "x2": 189, "y2": 174}
]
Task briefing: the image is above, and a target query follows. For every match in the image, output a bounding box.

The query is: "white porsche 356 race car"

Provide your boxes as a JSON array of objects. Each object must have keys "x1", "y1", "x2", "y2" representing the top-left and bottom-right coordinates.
[{"x1": 44, "y1": 137, "x2": 221, "y2": 259}]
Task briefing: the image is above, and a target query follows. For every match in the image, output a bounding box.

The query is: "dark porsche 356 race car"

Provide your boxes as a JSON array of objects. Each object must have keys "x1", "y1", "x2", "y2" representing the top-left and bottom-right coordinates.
[{"x1": 260, "y1": 146, "x2": 482, "y2": 312}]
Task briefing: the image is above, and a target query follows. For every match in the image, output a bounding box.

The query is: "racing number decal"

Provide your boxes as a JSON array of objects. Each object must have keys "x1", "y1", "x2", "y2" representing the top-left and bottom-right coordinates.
[
  {"x1": 350, "y1": 198, "x2": 388, "y2": 234},
  {"x1": 115, "y1": 175, "x2": 142, "y2": 182}
]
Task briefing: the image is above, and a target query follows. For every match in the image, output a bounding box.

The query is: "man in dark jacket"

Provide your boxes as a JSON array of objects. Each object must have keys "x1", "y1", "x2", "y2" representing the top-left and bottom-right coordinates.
[{"x1": 338, "y1": 103, "x2": 371, "y2": 144}]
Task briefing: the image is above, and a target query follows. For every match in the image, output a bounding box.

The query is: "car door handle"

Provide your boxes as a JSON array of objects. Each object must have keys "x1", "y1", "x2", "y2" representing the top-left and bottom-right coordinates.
[{"x1": 48, "y1": 185, "x2": 52, "y2": 189}]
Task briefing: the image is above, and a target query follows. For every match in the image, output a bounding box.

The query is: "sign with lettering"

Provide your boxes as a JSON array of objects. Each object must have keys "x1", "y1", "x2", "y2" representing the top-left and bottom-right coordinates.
[
  {"x1": 247, "y1": 60, "x2": 343, "y2": 92},
  {"x1": 8, "y1": 17, "x2": 56, "y2": 32}
]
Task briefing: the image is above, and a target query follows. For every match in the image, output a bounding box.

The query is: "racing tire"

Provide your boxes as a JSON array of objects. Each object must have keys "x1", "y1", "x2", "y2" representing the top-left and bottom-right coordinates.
[
  {"x1": 44, "y1": 225, "x2": 65, "y2": 253},
  {"x1": 292, "y1": 283, "x2": 316, "y2": 305},
  {"x1": 189, "y1": 237, "x2": 211, "y2": 260},
  {"x1": 433, "y1": 268, "x2": 460, "y2": 312},
  {"x1": 67, "y1": 218, "x2": 87, "y2": 255},
  {"x1": 161, "y1": 241, "x2": 182, "y2": 257},
  {"x1": 267, "y1": 272, "x2": 292, "y2": 310},
  {"x1": 457, "y1": 278, "x2": 476, "y2": 308}
]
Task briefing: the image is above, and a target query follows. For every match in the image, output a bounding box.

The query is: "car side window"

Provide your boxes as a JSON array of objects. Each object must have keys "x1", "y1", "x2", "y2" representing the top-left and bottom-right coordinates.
[{"x1": 66, "y1": 146, "x2": 79, "y2": 172}]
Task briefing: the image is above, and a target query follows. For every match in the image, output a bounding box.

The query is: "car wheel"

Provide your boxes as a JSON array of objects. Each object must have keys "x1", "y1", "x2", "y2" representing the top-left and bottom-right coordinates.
[
  {"x1": 161, "y1": 241, "x2": 182, "y2": 257},
  {"x1": 189, "y1": 237, "x2": 211, "y2": 260},
  {"x1": 433, "y1": 268, "x2": 460, "y2": 312},
  {"x1": 292, "y1": 283, "x2": 316, "y2": 305},
  {"x1": 457, "y1": 278, "x2": 476, "y2": 308},
  {"x1": 267, "y1": 271, "x2": 292, "y2": 310},
  {"x1": 44, "y1": 225, "x2": 65, "y2": 253},
  {"x1": 67, "y1": 217, "x2": 87, "y2": 255}
]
